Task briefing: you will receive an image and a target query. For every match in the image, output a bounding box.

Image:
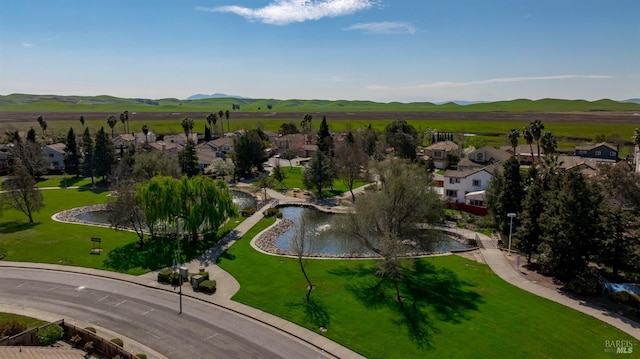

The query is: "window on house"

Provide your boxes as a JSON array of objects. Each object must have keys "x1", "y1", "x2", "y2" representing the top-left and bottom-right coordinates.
[
  {"x1": 610, "y1": 151, "x2": 615, "y2": 156},
  {"x1": 449, "y1": 177, "x2": 460, "y2": 184},
  {"x1": 470, "y1": 200, "x2": 484, "y2": 207},
  {"x1": 477, "y1": 153, "x2": 483, "y2": 162},
  {"x1": 472, "y1": 179, "x2": 481, "y2": 187},
  {"x1": 446, "y1": 190, "x2": 458, "y2": 197},
  {"x1": 434, "y1": 150, "x2": 443, "y2": 158},
  {"x1": 49, "y1": 153, "x2": 54, "y2": 158},
  {"x1": 595, "y1": 151, "x2": 601, "y2": 156},
  {"x1": 579, "y1": 150, "x2": 586, "y2": 155}
]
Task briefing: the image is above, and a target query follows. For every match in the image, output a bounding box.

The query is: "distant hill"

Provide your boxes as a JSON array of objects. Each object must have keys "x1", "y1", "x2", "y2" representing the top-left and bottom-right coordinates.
[
  {"x1": 0, "y1": 93, "x2": 639, "y2": 113},
  {"x1": 186, "y1": 93, "x2": 246, "y2": 100},
  {"x1": 622, "y1": 98, "x2": 640, "y2": 104}
]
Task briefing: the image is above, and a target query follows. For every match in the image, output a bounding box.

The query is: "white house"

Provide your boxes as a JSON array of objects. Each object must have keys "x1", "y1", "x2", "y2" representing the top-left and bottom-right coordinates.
[
  {"x1": 442, "y1": 164, "x2": 498, "y2": 205},
  {"x1": 42, "y1": 143, "x2": 66, "y2": 173},
  {"x1": 634, "y1": 145, "x2": 640, "y2": 173}
]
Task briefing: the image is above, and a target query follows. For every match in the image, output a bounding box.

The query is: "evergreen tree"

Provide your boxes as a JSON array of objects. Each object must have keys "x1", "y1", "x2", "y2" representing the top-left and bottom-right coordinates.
[
  {"x1": 384, "y1": 119, "x2": 419, "y2": 160},
  {"x1": 81, "y1": 127, "x2": 94, "y2": 185},
  {"x1": 63, "y1": 127, "x2": 80, "y2": 177},
  {"x1": 515, "y1": 168, "x2": 544, "y2": 263},
  {"x1": 500, "y1": 156, "x2": 523, "y2": 234},
  {"x1": 178, "y1": 140, "x2": 200, "y2": 177},
  {"x1": 539, "y1": 170, "x2": 603, "y2": 280},
  {"x1": 233, "y1": 129, "x2": 267, "y2": 176},
  {"x1": 317, "y1": 116, "x2": 334, "y2": 156},
  {"x1": 485, "y1": 170, "x2": 505, "y2": 231},
  {"x1": 93, "y1": 127, "x2": 114, "y2": 181},
  {"x1": 26, "y1": 128, "x2": 37, "y2": 143},
  {"x1": 302, "y1": 150, "x2": 335, "y2": 198}
]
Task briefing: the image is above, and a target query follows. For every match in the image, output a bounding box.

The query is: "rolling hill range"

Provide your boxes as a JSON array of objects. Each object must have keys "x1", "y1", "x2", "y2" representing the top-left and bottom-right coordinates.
[{"x1": 1, "y1": 93, "x2": 639, "y2": 113}]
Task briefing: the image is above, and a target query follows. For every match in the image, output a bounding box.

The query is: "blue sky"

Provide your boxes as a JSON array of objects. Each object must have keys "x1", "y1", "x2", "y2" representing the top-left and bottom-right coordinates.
[{"x1": 0, "y1": 0, "x2": 638, "y2": 102}]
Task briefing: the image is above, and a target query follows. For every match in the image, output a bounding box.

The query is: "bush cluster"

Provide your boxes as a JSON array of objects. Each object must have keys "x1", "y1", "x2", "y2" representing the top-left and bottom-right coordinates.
[
  {"x1": 136, "y1": 354, "x2": 148, "y2": 359},
  {"x1": 264, "y1": 207, "x2": 283, "y2": 218},
  {"x1": 157, "y1": 269, "x2": 180, "y2": 285},
  {"x1": 110, "y1": 337, "x2": 124, "y2": 347},
  {"x1": 610, "y1": 291, "x2": 640, "y2": 308},
  {"x1": 84, "y1": 327, "x2": 96, "y2": 333},
  {"x1": 199, "y1": 280, "x2": 217, "y2": 294},
  {"x1": 241, "y1": 205, "x2": 257, "y2": 217},
  {"x1": 0, "y1": 320, "x2": 27, "y2": 338},
  {"x1": 564, "y1": 268, "x2": 601, "y2": 295},
  {"x1": 36, "y1": 324, "x2": 64, "y2": 346}
]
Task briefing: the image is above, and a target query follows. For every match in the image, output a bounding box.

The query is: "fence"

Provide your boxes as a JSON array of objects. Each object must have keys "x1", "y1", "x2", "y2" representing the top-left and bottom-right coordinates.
[{"x1": 1, "y1": 319, "x2": 138, "y2": 359}]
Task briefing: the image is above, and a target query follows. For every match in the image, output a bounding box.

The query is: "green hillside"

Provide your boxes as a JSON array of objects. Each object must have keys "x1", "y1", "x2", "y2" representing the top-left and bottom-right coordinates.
[{"x1": 0, "y1": 93, "x2": 639, "y2": 113}]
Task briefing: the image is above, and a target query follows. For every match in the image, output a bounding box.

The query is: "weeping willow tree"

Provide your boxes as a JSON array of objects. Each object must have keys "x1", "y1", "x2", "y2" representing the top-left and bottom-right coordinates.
[{"x1": 136, "y1": 175, "x2": 236, "y2": 240}]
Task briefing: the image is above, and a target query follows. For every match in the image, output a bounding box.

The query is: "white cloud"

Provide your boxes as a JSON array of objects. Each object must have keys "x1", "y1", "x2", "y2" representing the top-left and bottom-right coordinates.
[
  {"x1": 343, "y1": 21, "x2": 415, "y2": 35},
  {"x1": 21, "y1": 42, "x2": 34, "y2": 48},
  {"x1": 410, "y1": 75, "x2": 613, "y2": 89},
  {"x1": 196, "y1": 0, "x2": 375, "y2": 25}
]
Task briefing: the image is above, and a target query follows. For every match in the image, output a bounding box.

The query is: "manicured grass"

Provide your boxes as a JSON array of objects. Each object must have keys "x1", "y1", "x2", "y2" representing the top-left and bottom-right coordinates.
[
  {"x1": 35, "y1": 175, "x2": 95, "y2": 189},
  {"x1": 0, "y1": 188, "x2": 243, "y2": 275},
  {"x1": 218, "y1": 219, "x2": 637, "y2": 359},
  {"x1": 270, "y1": 166, "x2": 369, "y2": 197},
  {"x1": 0, "y1": 312, "x2": 47, "y2": 329}
]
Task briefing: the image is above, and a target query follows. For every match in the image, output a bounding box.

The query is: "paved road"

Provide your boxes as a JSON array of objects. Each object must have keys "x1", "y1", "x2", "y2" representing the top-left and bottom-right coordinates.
[{"x1": 0, "y1": 268, "x2": 331, "y2": 359}]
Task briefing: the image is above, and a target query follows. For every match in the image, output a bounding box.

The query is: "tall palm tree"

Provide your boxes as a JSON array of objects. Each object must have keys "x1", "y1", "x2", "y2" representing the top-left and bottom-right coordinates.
[
  {"x1": 523, "y1": 124, "x2": 534, "y2": 162},
  {"x1": 508, "y1": 128, "x2": 519, "y2": 156},
  {"x1": 124, "y1": 110, "x2": 129, "y2": 134},
  {"x1": 119, "y1": 112, "x2": 127, "y2": 133},
  {"x1": 225, "y1": 110, "x2": 230, "y2": 134},
  {"x1": 206, "y1": 113, "x2": 217, "y2": 138},
  {"x1": 106, "y1": 115, "x2": 118, "y2": 138},
  {"x1": 181, "y1": 117, "x2": 194, "y2": 139},
  {"x1": 301, "y1": 113, "x2": 312, "y2": 134},
  {"x1": 142, "y1": 125, "x2": 149, "y2": 144},
  {"x1": 540, "y1": 131, "x2": 557, "y2": 155},
  {"x1": 530, "y1": 120, "x2": 544, "y2": 162},
  {"x1": 537, "y1": 154, "x2": 563, "y2": 190},
  {"x1": 37, "y1": 116, "x2": 47, "y2": 136}
]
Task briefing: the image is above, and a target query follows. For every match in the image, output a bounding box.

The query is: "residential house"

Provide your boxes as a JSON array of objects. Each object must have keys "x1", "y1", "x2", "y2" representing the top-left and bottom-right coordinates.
[
  {"x1": 424, "y1": 141, "x2": 460, "y2": 169},
  {"x1": 112, "y1": 134, "x2": 137, "y2": 153},
  {"x1": 164, "y1": 133, "x2": 197, "y2": 146},
  {"x1": 443, "y1": 165, "x2": 495, "y2": 205},
  {"x1": 274, "y1": 134, "x2": 306, "y2": 154},
  {"x1": 456, "y1": 157, "x2": 485, "y2": 171},
  {"x1": 207, "y1": 137, "x2": 235, "y2": 155},
  {"x1": 136, "y1": 130, "x2": 156, "y2": 144},
  {"x1": 575, "y1": 142, "x2": 618, "y2": 162},
  {"x1": 297, "y1": 144, "x2": 318, "y2": 158},
  {"x1": 501, "y1": 144, "x2": 542, "y2": 165},
  {"x1": 147, "y1": 141, "x2": 181, "y2": 156},
  {"x1": 196, "y1": 150, "x2": 218, "y2": 172},
  {"x1": 42, "y1": 143, "x2": 66, "y2": 174},
  {"x1": 467, "y1": 146, "x2": 512, "y2": 165}
]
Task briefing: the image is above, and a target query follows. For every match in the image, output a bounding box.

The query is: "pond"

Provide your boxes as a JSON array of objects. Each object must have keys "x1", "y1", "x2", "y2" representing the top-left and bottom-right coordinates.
[
  {"x1": 74, "y1": 190, "x2": 256, "y2": 225},
  {"x1": 274, "y1": 206, "x2": 472, "y2": 256}
]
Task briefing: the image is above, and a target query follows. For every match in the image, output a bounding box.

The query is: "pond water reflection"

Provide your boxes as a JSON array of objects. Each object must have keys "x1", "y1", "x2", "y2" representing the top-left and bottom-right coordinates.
[{"x1": 274, "y1": 206, "x2": 471, "y2": 256}]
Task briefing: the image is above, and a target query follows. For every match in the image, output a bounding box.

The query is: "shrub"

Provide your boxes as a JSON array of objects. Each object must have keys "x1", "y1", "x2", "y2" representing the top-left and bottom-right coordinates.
[
  {"x1": 84, "y1": 327, "x2": 96, "y2": 333},
  {"x1": 241, "y1": 205, "x2": 257, "y2": 217},
  {"x1": 36, "y1": 324, "x2": 64, "y2": 346},
  {"x1": 157, "y1": 268, "x2": 174, "y2": 283},
  {"x1": 610, "y1": 291, "x2": 640, "y2": 308},
  {"x1": 110, "y1": 337, "x2": 124, "y2": 347},
  {"x1": 199, "y1": 280, "x2": 217, "y2": 294},
  {"x1": 264, "y1": 207, "x2": 282, "y2": 218},
  {"x1": 0, "y1": 320, "x2": 27, "y2": 338},
  {"x1": 136, "y1": 355, "x2": 148, "y2": 359},
  {"x1": 69, "y1": 334, "x2": 82, "y2": 348},
  {"x1": 83, "y1": 341, "x2": 94, "y2": 353},
  {"x1": 564, "y1": 268, "x2": 601, "y2": 296},
  {"x1": 191, "y1": 271, "x2": 209, "y2": 281}
]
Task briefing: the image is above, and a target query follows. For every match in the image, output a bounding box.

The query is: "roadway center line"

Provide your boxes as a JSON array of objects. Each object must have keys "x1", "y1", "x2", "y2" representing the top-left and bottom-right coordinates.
[
  {"x1": 15, "y1": 282, "x2": 27, "y2": 288},
  {"x1": 142, "y1": 330, "x2": 162, "y2": 340},
  {"x1": 203, "y1": 333, "x2": 218, "y2": 340},
  {"x1": 47, "y1": 286, "x2": 60, "y2": 291},
  {"x1": 142, "y1": 308, "x2": 155, "y2": 316},
  {"x1": 97, "y1": 295, "x2": 109, "y2": 302},
  {"x1": 115, "y1": 299, "x2": 127, "y2": 306}
]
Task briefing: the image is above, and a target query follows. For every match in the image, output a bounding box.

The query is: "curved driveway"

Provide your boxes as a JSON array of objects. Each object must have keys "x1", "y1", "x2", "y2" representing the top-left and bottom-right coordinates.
[{"x1": 0, "y1": 268, "x2": 331, "y2": 359}]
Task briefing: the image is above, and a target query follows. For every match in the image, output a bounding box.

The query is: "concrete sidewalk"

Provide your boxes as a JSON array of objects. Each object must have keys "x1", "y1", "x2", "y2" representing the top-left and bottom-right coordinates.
[{"x1": 450, "y1": 227, "x2": 640, "y2": 340}]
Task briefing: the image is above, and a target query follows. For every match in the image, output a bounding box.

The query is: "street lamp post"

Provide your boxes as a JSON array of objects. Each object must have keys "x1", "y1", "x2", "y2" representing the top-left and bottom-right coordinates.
[{"x1": 507, "y1": 213, "x2": 516, "y2": 256}]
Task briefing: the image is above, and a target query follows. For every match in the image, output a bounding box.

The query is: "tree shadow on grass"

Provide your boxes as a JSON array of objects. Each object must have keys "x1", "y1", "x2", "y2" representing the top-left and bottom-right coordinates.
[
  {"x1": 329, "y1": 260, "x2": 483, "y2": 349},
  {"x1": 103, "y1": 236, "x2": 174, "y2": 272},
  {"x1": 0, "y1": 220, "x2": 39, "y2": 234},
  {"x1": 286, "y1": 295, "x2": 331, "y2": 330}
]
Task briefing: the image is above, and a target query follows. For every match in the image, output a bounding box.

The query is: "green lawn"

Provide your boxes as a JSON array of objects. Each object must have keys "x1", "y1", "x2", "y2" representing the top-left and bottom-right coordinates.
[
  {"x1": 218, "y1": 218, "x2": 637, "y2": 359},
  {"x1": 0, "y1": 188, "x2": 243, "y2": 275},
  {"x1": 270, "y1": 166, "x2": 369, "y2": 197},
  {"x1": 0, "y1": 312, "x2": 47, "y2": 329}
]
